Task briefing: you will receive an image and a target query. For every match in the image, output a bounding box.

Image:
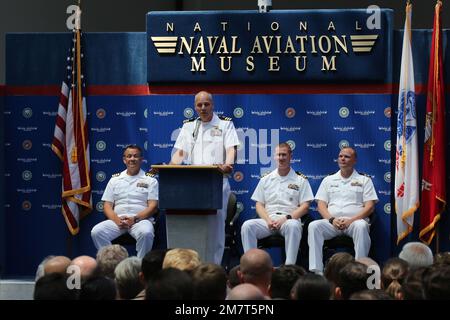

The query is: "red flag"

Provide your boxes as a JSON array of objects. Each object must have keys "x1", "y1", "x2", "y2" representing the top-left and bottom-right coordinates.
[
  {"x1": 420, "y1": 1, "x2": 446, "y2": 245},
  {"x1": 51, "y1": 27, "x2": 92, "y2": 235}
]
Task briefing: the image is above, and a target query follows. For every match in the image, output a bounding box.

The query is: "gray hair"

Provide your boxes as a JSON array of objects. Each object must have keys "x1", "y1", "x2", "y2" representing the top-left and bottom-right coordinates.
[
  {"x1": 399, "y1": 242, "x2": 433, "y2": 269},
  {"x1": 114, "y1": 257, "x2": 143, "y2": 299}
]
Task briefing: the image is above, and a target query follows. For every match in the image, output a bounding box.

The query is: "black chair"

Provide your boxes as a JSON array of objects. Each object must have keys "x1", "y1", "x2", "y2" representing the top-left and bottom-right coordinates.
[
  {"x1": 322, "y1": 211, "x2": 376, "y2": 262},
  {"x1": 222, "y1": 192, "x2": 241, "y2": 271},
  {"x1": 257, "y1": 214, "x2": 312, "y2": 268}
]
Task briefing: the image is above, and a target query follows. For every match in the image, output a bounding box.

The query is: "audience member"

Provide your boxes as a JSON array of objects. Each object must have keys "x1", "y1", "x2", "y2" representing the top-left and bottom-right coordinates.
[
  {"x1": 70, "y1": 255, "x2": 97, "y2": 280},
  {"x1": 162, "y1": 248, "x2": 201, "y2": 273},
  {"x1": 96, "y1": 244, "x2": 129, "y2": 279},
  {"x1": 334, "y1": 261, "x2": 369, "y2": 300},
  {"x1": 270, "y1": 264, "x2": 306, "y2": 299},
  {"x1": 43, "y1": 255, "x2": 71, "y2": 275},
  {"x1": 146, "y1": 268, "x2": 194, "y2": 300},
  {"x1": 350, "y1": 289, "x2": 393, "y2": 300},
  {"x1": 114, "y1": 256, "x2": 143, "y2": 300},
  {"x1": 381, "y1": 257, "x2": 409, "y2": 299},
  {"x1": 238, "y1": 248, "x2": 273, "y2": 297},
  {"x1": 79, "y1": 276, "x2": 117, "y2": 300},
  {"x1": 226, "y1": 283, "x2": 267, "y2": 300},
  {"x1": 227, "y1": 265, "x2": 241, "y2": 289},
  {"x1": 324, "y1": 252, "x2": 354, "y2": 295},
  {"x1": 291, "y1": 273, "x2": 331, "y2": 300},
  {"x1": 191, "y1": 263, "x2": 227, "y2": 300},
  {"x1": 399, "y1": 242, "x2": 433, "y2": 269},
  {"x1": 34, "y1": 273, "x2": 78, "y2": 300}
]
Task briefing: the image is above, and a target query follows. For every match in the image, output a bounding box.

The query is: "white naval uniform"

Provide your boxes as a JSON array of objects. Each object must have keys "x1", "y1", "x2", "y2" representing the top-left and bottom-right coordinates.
[
  {"x1": 174, "y1": 113, "x2": 240, "y2": 264},
  {"x1": 308, "y1": 170, "x2": 379, "y2": 272},
  {"x1": 241, "y1": 168, "x2": 314, "y2": 265},
  {"x1": 91, "y1": 169, "x2": 159, "y2": 258}
]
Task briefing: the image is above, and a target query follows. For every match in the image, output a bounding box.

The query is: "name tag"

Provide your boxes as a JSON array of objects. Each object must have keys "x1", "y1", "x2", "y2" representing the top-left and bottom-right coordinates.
[
  {"x1": 137, "y1": 182, "x2": 149, "y2": 188},
  {"x1": 210, "y1": 127, "x2": 223, "y2": 136},
  {"x1": 351, "y1": 180, "x2": 363, "y2": 187},
  {"x1": 288, "y1": 184, "x2": 299, "y2": 191}
]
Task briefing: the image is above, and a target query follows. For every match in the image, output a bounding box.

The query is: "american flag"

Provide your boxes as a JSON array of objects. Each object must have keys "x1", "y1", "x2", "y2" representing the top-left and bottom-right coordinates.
[{"x1": 52, "y1": 27, "x2": 92, "y2": 235}]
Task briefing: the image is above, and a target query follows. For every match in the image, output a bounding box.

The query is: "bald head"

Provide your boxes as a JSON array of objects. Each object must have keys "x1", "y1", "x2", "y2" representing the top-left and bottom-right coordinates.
[
  {"x1": 43, "y1": 256, "x2": 71, "y2": 275},
  {"x1": 239, "y1": 249, "x2": 273, "y2": 295},
  {"x1": 226, "y1": 283, "x2": 266, "y2": 300},
  {"x1": 70, "y1": 255, "x2": 97, "y2": 279},
  {"x1": 240, "y1": 249, "x2": 273, "y2": 276}
]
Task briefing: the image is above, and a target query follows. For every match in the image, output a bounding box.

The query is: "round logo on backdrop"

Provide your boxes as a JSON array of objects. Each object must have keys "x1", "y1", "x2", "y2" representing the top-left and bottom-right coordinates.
[
  {"x1": 96, "y1": 141, "x2": 106, "y2": 151},
  {"x1": 22, "y1": 107, "x2": 33, "y2": 119},
  {"x1": 384, "y1": 203, "x2": 391, "y2": 214},
  {"x1": 384, "y1": 140, "x2": 391, "y2": 151},
  {"x1": 96, "y1": 202, "x2": 104, "y2": 212},
  {"x1": 339, "y1": 107, "x2": 350, "y2": 118},
  {"x1": 339, "y1": 140, "x2": 350, "y2": 149},
  {"x1": 285, "y1": 107, "x2": 296, "y2": 118},
  {"x1": 233, "y1": 171, "x2": 244, "y2": 182},
  {"x1": 96, "y1": 171, "x2": 106, "y2": 182},
  {"x1": 384, "y1": 172, "x2": 391, "y2": 183},
  {"x1": 384, "y1": 107, "x2": 391, "y2": 118},
  {"x1": 184, "y1": 108, "x2": 194, "y2": 119},
  {"x1": 144, "y1": 108, "x2": 148, "y2": 119},
  {"x1": 236, "y1": 202, "x2": 244, "y2": 214},
  {"x1": 286, "y1": 140, "x2": 296, "y2": 151},
  {"x1": 96, "y1": 108, "x2": 106, "y2": 119},
  {"x1": 22, "y1": 140, "x2": 33, "y2": 150},
  {"x1": 144, "y1": 141, "x2": 148, "y2": 151},
  {"x1": 22, "y1": 170, "x2": 32, "y2": 181},
  {"x1": 22, "y1": 200, "x2": 32, "y2": 211},
  {"x1": 233, "y1": 107, "x2": 244, "y2": 118}
]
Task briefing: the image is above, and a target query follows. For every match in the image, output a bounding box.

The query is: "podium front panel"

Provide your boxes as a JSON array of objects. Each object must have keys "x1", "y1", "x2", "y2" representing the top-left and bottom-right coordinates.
[{"x1": 158, "y1": 167, "x2": 222, "y2": 210}]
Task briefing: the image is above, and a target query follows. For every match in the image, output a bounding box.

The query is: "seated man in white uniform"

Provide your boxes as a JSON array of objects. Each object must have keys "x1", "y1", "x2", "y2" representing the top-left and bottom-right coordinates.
[
  {"x1": 241, "y1": 142, "x2": 314, "y2": 265},
  {"x1": 308, "y1": 146, "x2": 378, "y2": 274},
  {"x1": 91, "y1": 145, "x2": 158, "y2": 259},
  {"x1": 170, "y1": 91, "x2": 240, "y2": 264}
]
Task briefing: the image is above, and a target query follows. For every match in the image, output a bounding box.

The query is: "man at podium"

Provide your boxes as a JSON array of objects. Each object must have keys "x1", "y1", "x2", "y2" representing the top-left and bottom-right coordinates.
[{"x1": 170, "y1": 91, "x2": 240, "y2": 264}]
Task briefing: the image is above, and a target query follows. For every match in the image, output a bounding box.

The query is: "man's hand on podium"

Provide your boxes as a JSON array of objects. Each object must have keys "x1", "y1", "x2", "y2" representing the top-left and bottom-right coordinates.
[{"x1": 217, "y1": 164, "x2": 233, "y2": 174}]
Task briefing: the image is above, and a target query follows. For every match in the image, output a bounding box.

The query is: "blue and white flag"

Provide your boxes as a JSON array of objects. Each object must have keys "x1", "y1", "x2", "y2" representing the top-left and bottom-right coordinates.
[{"x1": 395, "y1": 3, "x2": 419, "y2": 244}]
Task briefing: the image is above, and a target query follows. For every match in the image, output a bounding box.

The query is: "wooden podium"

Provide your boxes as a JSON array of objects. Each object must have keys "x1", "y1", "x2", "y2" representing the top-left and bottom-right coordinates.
[{"x1": 151, "y1": 165, "x2": 223, "y2": 261}]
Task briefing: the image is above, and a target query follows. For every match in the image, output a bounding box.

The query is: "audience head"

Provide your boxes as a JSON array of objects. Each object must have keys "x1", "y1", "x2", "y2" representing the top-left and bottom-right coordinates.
[
  {"x1": 35, "y1": 255, "x2": 56, "y2": 281},
  {"x1": 350, "y1": 289, "x2": 393, "y2": 300},
  {"x1": 141, "y1": 249, "x2": 168, "y2": 283},
  {"x1": 43, "y1": 255, "x2": 71, "y2": 276},
  {"x1": 381, "y1": 257, "x2": 409, "y2": 299},
  {"x1": 79, "y1": 276, "x2": 117, "y2": 300},
  {"x1": 433, "y1": 251, "x2": 450, "y2": 266},
  {"x1": 291, "y1": 274, "x2": 331, "y2": 300},
  {"x1": 96, "y1": 244, "x2": 129, "y2": 279},
  {"x1": 34, "y1": 273, "x2": 78, "y2": 300},
  {"x1": 226, "y1": 283, "x2": 266, "y2": 300},
  {"x1": 227, "y1": 265, "x2": 241, "y2": 289},
  {"x1": 335, "y1": 261, "x2": 369, "y2": 300},
  {"x1": 401, "y1": 267, "x2": 427, "y2": 300},
  {"x1": 70, "y1": 255, "x2": 97, "y2": 279},
  {"x1": 146, "y1": 268, "x2": 194, "y2": 300},
  {"x1": 399, "y1": 242, "x2": 433, "y2": 269},
  {"x1": 238, "y1": 249, "x2": 273, "y2": 296},
  {"x1": 114, "y1": 256, "x2": 143, "y2": 300},
  {"x1": 162, "y1": 248, "x2": 201, "y2": 273},
  {"x1": 270, "y1": 264, "x2": 306, "y2": 299},
  {"x1": 423, "y1": 264, "x2": 450, "y2": 300},
  {"x1": 324, "y1": 252, "x2": 354, "y2": 289},
  {"x1": 191, "y1": 263, "x2": 227, "y2": 300}
]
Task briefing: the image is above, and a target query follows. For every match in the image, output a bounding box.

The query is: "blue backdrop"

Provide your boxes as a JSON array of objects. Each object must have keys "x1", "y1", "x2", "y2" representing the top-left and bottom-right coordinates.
[{"x1": 1, "y1": 28, "x2": 449, "y2": 277}]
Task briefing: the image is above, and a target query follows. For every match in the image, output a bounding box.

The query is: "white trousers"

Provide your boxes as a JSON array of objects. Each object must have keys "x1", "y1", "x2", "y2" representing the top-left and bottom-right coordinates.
[
  {"x1": 308, "y1": 218, "x2": 370, "y2": 272},
  {"x1": 91, "y1": 219, "x2": 154, "y2": 259},
  {"x1": 206, "y1": 178, "x2": 230, "y2": 265},
  {"x1": 241, "y1": 216, "x2": 302, "y2": 265}
]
